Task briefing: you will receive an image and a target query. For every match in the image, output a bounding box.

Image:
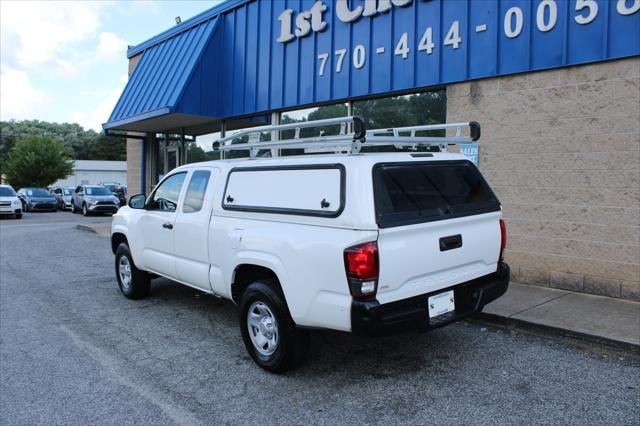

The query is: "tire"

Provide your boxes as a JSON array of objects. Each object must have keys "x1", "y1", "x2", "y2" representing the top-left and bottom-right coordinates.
[
  {"x1": 70, "y1": 202, "x2": 76, "y2": 213},
  {"x1": 15, "y1": 213, "x2": 22, "y2": 219},
  {"x1": 239, "y1": 281, "x2": 309, "y2": 373},
  {"x1": 115, "y1": 243, "x2": 150, "y2": 299},
  {"x1": 82, "y1": 203, "x2": 89, "y2": 216}
]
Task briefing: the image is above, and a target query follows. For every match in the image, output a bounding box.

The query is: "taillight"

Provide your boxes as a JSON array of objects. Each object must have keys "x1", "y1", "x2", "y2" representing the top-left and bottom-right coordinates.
[
  {"x1": 344, "y1": 241, "x2": 379, "y2": 300},
  {"x1": 499, "y1": 219, "x2": 507, "y2": 261}
]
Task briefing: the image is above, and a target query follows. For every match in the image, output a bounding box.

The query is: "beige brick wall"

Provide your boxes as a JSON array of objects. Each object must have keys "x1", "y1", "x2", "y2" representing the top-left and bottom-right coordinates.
[
  {"x1": 125, "y1": 54, "x2": 145, "y2": 197},
  {"x1": 126, "y1": 138, "x2": 142, "y2": 195},
  {"x1": 446, "y1": 57, "x2": 640, "y2": 300}
]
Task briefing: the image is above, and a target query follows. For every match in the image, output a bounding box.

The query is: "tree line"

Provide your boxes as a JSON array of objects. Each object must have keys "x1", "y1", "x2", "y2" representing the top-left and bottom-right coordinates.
[{"x1": 1, "y1": 120, "x2": 126, "y2": 188}]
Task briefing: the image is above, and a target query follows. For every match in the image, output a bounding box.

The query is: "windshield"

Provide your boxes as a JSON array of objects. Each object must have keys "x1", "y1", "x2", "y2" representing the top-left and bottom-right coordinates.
[
  {"x1": 85, "y1": 186, "x2": 112, "y2": 196},
  {"x1": 373, "y1": 160, "x2": 501, "y2": 228},
  {"x1": 63, "y1": 188, "x2": 74, "y2": 196},
  {"x1": 0, "y1": 187, "x2": 16, "y2": 197},
  {"x1": 26, "y1": 188, "x2": 50, "y2": 196}
]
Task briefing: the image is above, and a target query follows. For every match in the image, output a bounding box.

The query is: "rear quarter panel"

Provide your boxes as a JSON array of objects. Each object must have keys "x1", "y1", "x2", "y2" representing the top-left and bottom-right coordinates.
[{"x1": 209, "y1": 215, "x2": 377, "y2": 331}]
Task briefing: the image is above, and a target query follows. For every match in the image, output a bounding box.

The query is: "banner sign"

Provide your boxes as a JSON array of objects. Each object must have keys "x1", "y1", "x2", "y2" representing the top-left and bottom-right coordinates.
[{"x1": 460, "y1": 143, "x2": 479, "y2": 166}]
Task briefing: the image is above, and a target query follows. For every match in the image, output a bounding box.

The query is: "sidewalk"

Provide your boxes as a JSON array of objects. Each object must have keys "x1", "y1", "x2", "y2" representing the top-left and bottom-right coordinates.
[
  {"x1": 75, "y1": 222, "x2": 639, "y2": 348},
  {"x1": 481, "y1": 282, "x2": 640, "y2": 347}
]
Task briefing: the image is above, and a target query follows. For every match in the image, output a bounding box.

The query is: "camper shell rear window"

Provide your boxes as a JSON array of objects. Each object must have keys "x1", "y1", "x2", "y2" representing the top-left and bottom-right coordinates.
[
  {"x1": 222, "y1": 164, "x2": 345, "y2": 217},
  {"x1": 373, "y1": 160, "x2": 500, "y2": 228}
]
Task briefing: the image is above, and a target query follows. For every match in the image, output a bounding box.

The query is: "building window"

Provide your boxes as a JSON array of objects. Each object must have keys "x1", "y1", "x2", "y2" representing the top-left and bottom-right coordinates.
[
  {"x1": 352, "y1": 90, "x2": 446, "y2": 130},
  {"x1": 190, "y1": 127, "x2": 222, "y2": 164},
  {"x1": 279, "y1": 103, "x2": 348, "y2": 155}
]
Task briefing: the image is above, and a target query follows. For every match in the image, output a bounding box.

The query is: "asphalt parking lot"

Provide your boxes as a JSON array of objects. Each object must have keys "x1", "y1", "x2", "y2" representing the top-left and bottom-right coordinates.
[{"x1": 1, "y1": 211, "x2": 639, "y2": 425}]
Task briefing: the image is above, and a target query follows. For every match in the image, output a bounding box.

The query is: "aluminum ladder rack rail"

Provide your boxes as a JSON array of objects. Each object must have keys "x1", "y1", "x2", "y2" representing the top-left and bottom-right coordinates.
[{"x1": 213, "y1": 117, "x2": 480, "y2": 158}]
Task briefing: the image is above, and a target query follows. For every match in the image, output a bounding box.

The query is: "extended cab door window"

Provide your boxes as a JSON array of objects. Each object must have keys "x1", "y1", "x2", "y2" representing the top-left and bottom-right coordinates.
[
  {"x1": 182, "y1": 170, "x2": 211, "y2": 213},
  {"x1": 148, "y1": 172, "x2": 187, "y2": 211},
  {"x1": 174, "y1": 169, "x2": 218, "y2": 291}
]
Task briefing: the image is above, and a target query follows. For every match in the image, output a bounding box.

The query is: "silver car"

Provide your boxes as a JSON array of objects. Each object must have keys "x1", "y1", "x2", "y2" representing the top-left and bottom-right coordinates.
[
  {"x1": 51, "y1": 187, "x2": 75, "y2": 210},
  {"x1": 71, "y1": 185, "x2": 120, "y2": 216}
]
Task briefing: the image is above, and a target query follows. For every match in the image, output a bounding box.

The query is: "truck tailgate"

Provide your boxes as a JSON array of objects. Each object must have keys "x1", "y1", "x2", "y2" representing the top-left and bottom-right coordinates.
[
  {"x1": 372, "y1": 160, "x2": 502, "y2": 304},
  {"x1": 376, "y1": 212, "x2": 502, "y2": 304}
]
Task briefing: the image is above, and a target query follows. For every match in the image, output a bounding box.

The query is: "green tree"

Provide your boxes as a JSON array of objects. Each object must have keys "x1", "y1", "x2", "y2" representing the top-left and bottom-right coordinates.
[
  {"x1": 0, "y1": 119, "x2": 126, "y2": 165},
  {"x1": 4, "y1": 136, "x2": 74, "y2": 188}
]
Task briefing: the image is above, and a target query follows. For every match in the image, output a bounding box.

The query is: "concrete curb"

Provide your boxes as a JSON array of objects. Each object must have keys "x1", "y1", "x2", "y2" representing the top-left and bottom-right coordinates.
[
  {"x1": 75, "y1": 223, "x2": 111, "y2": 237},
  {"x1": 76, "y1": 224, "x2": 98, "y2": 234},
  {"x1": 473, "y1": 312, "x2": 640, "y2": 356}
]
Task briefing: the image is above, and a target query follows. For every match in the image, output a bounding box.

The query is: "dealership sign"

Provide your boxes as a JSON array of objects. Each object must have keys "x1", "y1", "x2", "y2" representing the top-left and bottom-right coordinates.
[
  {"x1": 169, "y1": 0, "x2": 640, "y2": 118},
  {"x1": 278, "y1": 0, "x2": 414, "y2": 43},
  {"x1": 276, "y1": 0, "x2": 640, "y2": 80}
]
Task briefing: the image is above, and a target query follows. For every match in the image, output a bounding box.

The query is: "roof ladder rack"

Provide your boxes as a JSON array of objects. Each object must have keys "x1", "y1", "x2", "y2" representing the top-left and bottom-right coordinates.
[{"x1": 213, "y1": 116, "x2": 479, "y2": 159}]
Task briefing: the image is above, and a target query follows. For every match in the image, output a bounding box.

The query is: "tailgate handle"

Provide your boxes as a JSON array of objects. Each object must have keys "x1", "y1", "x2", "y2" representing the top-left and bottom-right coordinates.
[{"x1": 439, "y1": 235, "x2": 462, "y2": 252}]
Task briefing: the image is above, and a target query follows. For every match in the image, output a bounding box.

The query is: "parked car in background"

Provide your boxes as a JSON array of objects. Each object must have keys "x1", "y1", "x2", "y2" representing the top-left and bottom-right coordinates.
[
  {"x1": 0, "y1": 184, "x2": 23, "y2": 219},
  {"x1": 51, "y1": 187, "x2": 75, "y2": 210},
  {"x1": 71, "y1": 185, "x2": 120, "y2": 216},
  {"x1": 102, "y1": 183, "x2": 127, "y2": 206},
  {"x1": 17, "y1": 188, "x2": 57, "y2": 212}
]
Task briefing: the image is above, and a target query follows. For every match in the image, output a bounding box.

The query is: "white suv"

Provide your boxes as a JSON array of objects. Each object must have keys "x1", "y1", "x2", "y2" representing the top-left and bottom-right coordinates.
[
  {"x1": 111, "y1": 119, "x2": 509, "y2": 372},
  {"x1": 0, "y1": 184, "x2": 23, "y2": 219}
]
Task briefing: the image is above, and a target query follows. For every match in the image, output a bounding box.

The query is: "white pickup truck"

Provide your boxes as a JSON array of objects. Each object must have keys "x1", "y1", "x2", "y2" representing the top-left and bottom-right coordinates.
[{"x1": 111, "y1": 118, "x2": 509, "y2": 372}]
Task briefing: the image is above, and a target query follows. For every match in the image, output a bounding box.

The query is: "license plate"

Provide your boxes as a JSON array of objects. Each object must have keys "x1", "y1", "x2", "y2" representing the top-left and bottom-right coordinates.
[{"x1": 428, "y1": 290, "x2": 455, "y2": 318}]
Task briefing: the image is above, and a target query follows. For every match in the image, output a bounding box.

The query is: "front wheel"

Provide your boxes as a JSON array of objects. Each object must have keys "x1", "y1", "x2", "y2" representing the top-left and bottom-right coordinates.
[
  {"x1": 239, "y1": 281, "x2": 309, "y2": 373},
  {"x1": 115, "y1": 243, "x2": 150, "y2": 299},
  {"x1": 82, "y1": 203, "x2": 89, "y2": 216},
  {"x1": 70, "y1": 202, "x2": 76, "y2": 213},
  {"x1": 15, "y1": 212, "x2": 22, "y2": 219}
]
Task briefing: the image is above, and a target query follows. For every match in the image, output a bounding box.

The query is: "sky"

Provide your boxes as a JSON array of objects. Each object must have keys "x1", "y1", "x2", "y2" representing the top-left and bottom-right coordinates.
[{"x1": 0, "y1": 0, "x2": 223, "y2": 132}]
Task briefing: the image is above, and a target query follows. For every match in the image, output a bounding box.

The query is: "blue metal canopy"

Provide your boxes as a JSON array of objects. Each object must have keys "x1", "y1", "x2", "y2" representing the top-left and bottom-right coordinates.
[
  {"x1": 103, "y1": 16, "x2": 220, "y2": 132},
  {"x1": 104, "y1": 0, "x2": 639, "y2": 134}
]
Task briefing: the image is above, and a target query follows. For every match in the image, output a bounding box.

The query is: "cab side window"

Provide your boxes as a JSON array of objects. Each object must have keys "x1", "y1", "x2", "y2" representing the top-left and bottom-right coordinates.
[
  {"x1": 148, "y1": 172, "x2": 187, "y2": 212},
  {"x1": 182, "y1": 170, "x2": 211, "y2": 213}
]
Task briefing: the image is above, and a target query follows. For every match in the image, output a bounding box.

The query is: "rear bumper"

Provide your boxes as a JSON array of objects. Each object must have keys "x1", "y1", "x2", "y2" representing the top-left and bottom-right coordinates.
[{"x1": 351, "y1": 262, "x2": 510, "y2": 336}]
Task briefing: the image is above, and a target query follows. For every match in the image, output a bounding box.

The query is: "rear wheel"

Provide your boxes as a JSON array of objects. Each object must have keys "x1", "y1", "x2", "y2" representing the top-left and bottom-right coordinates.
[
  {"x1": 115, "y1": 243, "x2": 150, "y2": 299},
  {"x1": 239, "y1": 281, "x2": 309, "y2": 373}
]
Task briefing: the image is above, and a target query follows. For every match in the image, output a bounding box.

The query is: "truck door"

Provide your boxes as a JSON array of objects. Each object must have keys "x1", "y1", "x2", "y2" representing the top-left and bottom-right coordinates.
[
  {"x1": 139, "y1": 171, "x2": 187, "y2": 278},
  {"x1": 174, "y1": 168, "x2": 220, "y2": 292}
]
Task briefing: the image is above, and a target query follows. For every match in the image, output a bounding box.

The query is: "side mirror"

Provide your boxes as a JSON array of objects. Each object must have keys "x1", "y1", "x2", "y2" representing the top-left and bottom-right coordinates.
[{"x1": 128, "y1": 194, "x2": 146, "y2": 209}]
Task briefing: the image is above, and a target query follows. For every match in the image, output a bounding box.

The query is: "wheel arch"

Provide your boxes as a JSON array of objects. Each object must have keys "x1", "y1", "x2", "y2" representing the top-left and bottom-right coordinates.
[
  {"x1": 111, "y1": 232, "x2": 128, "y2": 254},
  {"x1": 231, "y1": 263, "x2": 286, "y2": 306}
]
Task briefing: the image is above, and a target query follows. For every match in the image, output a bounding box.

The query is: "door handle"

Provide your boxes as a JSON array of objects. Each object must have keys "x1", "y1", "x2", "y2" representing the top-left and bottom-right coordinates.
[
  {"x1": 162, "y1": 222, "x2": 173, "y2": 230},
  {"x1": 439, "y1": 234, "x2": 462, "y2": 251}
]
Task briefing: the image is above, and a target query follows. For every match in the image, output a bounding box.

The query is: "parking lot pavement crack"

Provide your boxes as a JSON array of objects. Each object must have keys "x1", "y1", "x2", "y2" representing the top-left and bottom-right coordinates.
[{"x1": 507, "y1": 293, "x2": 570, "y2": 318}]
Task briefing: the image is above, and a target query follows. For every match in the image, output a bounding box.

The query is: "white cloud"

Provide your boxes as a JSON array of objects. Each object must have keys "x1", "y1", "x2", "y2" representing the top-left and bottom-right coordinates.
[
  {"x1": 0, "y1": 66, "x2": 51, "y2": 120},
  {"x1": 0, "y1": 0, "x2": 129, "y2": 124},
  {"x1": 1, "y1": 1, "x2": 102, "y2": 69},
  {"x1": 0, "y1": 1, "x2": 127, "y2": 78},
  {"x1": 96, "y1": 32, "x2": 128, "y2": 63},
  {"x1": 71, "y1": 75, "x2": 128, "y2": 131}
]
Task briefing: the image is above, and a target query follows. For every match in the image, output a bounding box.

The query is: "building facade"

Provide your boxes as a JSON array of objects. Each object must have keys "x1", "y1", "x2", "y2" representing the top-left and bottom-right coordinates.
[
  {"x1": 52, "y1": 160, "x2": 127, "y2": 188},
  {"x1": 104, "y1": 0, "x2": 639, "y2": 299}
]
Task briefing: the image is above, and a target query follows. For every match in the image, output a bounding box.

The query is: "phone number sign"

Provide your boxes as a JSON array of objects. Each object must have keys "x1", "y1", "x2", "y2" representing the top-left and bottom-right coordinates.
[
  {"x1": 214, "y1": 0, "x2": 639, "y2": 116},
  {"x1": 268, "y1": 0, "x2": 639, "y2": 105}
]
